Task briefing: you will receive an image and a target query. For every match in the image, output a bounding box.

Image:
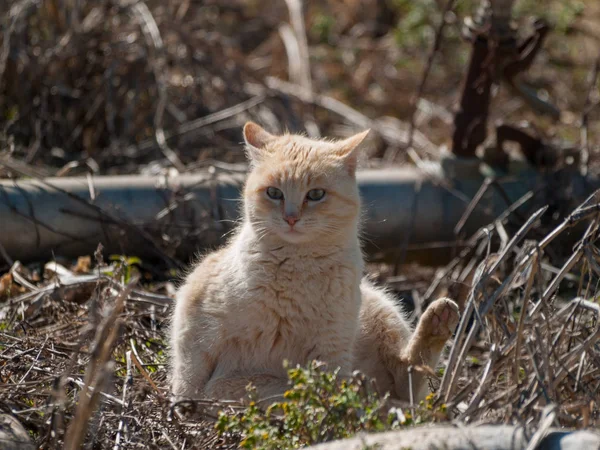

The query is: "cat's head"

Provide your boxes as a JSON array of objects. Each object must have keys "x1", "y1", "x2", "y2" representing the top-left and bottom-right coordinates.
[{"x1": 242, "y1": 122, "x2": 369, "y2": 245}]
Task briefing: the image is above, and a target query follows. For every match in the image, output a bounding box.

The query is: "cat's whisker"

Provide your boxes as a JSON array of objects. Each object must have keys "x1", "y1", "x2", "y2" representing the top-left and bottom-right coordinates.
[
  {"x1": 250, "y1": 225, "x2": 271, "y2": 244},
  {"x1": 220, "y1": 227, "x2": 239, "y2": 240}
]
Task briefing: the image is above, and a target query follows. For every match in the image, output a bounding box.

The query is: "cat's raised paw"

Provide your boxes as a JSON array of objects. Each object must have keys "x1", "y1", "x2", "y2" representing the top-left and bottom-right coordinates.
[{"x1": 419, "y1": 298, "x2": 460, "y2": 340}]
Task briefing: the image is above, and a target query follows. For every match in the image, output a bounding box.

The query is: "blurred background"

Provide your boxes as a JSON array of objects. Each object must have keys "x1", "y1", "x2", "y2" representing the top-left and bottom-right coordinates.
[{"x1": 1, "y1": 0, "x2": 598, "y2": 175}]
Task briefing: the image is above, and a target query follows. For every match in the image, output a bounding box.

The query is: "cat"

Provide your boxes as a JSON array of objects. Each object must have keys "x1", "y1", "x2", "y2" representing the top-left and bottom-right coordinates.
[{"x1": 169, "y1": 122, "x2": 459, "y2": 403}]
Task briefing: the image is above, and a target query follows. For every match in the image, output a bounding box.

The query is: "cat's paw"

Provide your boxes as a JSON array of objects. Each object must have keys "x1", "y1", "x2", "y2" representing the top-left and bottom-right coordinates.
[{"x1": 419, "y1": 298, "x2": 460, "y2": 341}]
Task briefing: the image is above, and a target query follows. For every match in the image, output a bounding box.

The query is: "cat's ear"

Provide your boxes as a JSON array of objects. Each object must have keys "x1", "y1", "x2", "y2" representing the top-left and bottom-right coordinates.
[
  {"x1": 335, "y1": 129, "x2": 370, "y2": 176},
  {"x1": 243, "y1": 122, "x2": 276, "y2": 163}
]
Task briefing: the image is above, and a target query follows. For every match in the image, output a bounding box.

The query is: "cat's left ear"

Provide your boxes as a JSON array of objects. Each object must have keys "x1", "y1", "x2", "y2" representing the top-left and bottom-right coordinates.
[
  {"x1": 243, "y1": 122, "x2": 276, "y2": 163},
  {"x1": 335, "y1": 129, "x2": 370, "y2": 176}
]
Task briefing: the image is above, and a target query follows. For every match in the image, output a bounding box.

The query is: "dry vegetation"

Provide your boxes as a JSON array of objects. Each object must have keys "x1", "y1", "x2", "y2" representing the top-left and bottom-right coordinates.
[{"x1": 1, "y1": 0, "x2": 600, "y2": 448}]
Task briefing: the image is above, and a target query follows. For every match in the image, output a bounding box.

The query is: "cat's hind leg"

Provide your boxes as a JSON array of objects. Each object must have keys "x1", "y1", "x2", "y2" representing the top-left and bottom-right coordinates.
[
  {"x1": 400, "y1": 298, "x2": 459, "y2": 400},
  {"x1": 355, "y1": 280, "x2": 415, "y2": 400},
  {"x1": 355, "y1": 281, "x2": 459, "y2": 402}
]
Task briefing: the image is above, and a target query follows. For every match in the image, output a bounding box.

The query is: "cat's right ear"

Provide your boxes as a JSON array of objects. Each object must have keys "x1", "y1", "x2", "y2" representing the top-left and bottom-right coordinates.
[
  {"x1": 243, "y1": 122, "x2": 275, "y2": 163},
  {"x1": 335, "y1": 129, "x2": 370, "y2": 176}
]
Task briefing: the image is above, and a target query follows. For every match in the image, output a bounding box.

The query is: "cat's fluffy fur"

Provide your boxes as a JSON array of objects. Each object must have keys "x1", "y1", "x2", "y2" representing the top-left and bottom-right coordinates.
[{"x1": 170, "y1": 122, "x2": 458, "y2": 402}]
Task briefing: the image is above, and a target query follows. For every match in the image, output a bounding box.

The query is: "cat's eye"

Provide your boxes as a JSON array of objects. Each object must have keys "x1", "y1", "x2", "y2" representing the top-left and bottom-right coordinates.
[
  {"x1": 306, "y1": 189, "x2": 326, "y2": 202},
  {"x1": 266, "y1": 187, "x2": 284, "y2": 200}
]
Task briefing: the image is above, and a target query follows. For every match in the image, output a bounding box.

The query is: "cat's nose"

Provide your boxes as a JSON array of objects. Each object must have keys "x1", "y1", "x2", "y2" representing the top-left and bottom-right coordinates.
[{"x1": 284, "y1": 215, "x2": 299, "y2": 227}]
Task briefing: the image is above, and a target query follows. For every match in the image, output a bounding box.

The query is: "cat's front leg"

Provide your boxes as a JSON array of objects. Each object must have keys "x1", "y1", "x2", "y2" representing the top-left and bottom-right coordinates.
[
  {"x1": 170, "y1": 328, "x2": 216, "y2": 400},
  {"x1": 171, "y1": 348, "x2": 216, "y2": 400},
  {"x1": 305, "y1": 335, "x2": 356, "y2": 379},
  {"x1": 170, "y1": 299, "x2": 218, "y2": 400},
  {"x1": 206, "y1": 374, "x2": 290, "y2": 404}
]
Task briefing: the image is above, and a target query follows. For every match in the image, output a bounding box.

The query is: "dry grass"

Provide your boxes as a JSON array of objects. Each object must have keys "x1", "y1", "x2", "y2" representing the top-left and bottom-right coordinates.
[
  {"x1": 0, "y1": 254, "x2": 242, "y2": 448},
  {"x1": 1, "y1": 186, "x2": 600, "y2": 448}
]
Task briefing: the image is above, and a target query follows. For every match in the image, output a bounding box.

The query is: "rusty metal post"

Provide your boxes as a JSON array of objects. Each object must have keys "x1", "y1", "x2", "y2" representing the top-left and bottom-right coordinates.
[{"x1": 451, "y1": 0, "x2": 554, "y2": 160}]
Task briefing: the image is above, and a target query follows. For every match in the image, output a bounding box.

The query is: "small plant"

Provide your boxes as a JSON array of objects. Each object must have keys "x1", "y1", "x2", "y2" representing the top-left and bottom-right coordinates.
[
  {"x1": 392, "y1": 0, "x2": 437, "y2": 49},
  {"x1": 311, "y1": 11, "x2": 335, "y2": 44},
  {"x1": 216, "y1": 361, "x2": 440, "y2": 449},
  {"x1": 108, "y1": 255, "x2": 142, "y2": 284}
]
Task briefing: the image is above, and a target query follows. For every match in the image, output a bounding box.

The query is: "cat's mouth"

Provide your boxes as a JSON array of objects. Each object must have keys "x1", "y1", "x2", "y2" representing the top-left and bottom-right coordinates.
[
  {"x1": 280, "y1": 221, "x2": 302, "y2": 234},
  {"x1": 276, "y1": 225, "x2": 309, "y2": 243}
]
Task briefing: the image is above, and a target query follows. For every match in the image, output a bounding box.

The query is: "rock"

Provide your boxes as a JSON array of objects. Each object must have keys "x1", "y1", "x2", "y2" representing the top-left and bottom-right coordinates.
[
  {"x1": 0, "y1": 414, "x2": 35, "y2": 450},
  {"x1": 304, "y1": 425, "x2": 600, "y2": 450}
]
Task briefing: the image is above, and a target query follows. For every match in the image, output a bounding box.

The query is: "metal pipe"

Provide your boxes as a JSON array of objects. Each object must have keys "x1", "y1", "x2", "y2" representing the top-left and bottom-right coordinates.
[{"x1": 0, "y1": 164, "x2": 598, "y2": 264}]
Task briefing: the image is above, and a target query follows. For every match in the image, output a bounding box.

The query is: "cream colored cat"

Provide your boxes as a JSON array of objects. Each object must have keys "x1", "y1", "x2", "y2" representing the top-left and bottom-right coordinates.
[{"x1": 170, "y1": 122, "x2": 459, "y2": 403}]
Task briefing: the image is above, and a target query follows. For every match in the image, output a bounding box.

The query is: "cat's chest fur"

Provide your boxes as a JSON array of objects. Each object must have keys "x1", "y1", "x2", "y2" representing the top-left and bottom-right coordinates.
[{"x1": 214, "y1": 243, "x2": 362, "y2": 376}]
